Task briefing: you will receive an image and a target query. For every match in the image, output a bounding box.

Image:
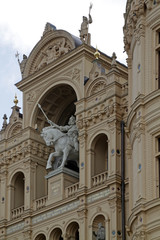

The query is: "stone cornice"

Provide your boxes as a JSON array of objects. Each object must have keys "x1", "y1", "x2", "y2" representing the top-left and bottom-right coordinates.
[{"x1": 16, "y1": 44, "x2": 127, "y2": 92}]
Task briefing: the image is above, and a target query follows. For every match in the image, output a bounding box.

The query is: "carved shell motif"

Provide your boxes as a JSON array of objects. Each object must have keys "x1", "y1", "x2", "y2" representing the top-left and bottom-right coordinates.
[{"x1": 91, "y1": 81, "x2": 106, "y2": 95}]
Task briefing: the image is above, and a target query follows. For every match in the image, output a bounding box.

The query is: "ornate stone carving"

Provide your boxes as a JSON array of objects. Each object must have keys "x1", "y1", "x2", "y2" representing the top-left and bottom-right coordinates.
[
  {"x1": 2, "y1": 141, "x2": 50, "y2": 165},
  {"x1": 35, "y1": 38, "x2": 71, "y2": 71},
  {"x1": 72, "y1": 68, "x2": 80, "y2": 83},
  {"x1": 26, "y1": 91, "x2": 36, "y2": 102},
  {"x1": 91, "y1": 81, "x2": 107, "y2": 95}
]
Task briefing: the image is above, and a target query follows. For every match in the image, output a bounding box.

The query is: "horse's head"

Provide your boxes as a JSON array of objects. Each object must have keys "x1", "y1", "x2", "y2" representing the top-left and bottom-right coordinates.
[{"x1": 41, "y1": 127, "x2": 54, "y2": 146}]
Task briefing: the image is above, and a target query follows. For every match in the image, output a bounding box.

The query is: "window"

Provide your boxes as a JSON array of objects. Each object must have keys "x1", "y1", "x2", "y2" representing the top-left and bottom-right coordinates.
[
  {"x1": 156, "y1": 30, "x2": 160, "y2": 89},
  {"x1": 156, "y1": 137, "x2": 160, "y2": 197}
]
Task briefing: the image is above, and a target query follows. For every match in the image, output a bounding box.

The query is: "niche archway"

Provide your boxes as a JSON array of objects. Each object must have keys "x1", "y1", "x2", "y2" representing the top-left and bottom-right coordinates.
[
  {"x1": 91, "y1": 134, "x2": 108, "y2": 176},
  {"x1": 49, "y1": 227, "x2": 63, "y2": 240},
  {"x1": 11, "y1": 171, "x2": 25, "y2": 210},
  {"x1": 92, "y1": 215, "x2": 105, "y2": 240},
  {"x1": 35, "y1": 84, "x2": 77, "y2": 131},
  {"x1": 66, "y1": 221, "x2": 79, "y2": 240},
  {"x1": 35, "y1": 233, "x2": 46, "y2": 240}
]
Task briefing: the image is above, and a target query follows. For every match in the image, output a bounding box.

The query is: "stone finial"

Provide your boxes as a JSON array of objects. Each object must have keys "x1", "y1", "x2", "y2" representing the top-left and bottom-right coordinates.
[
  {"x1": 43, "y1": 22, "x2": 56, "y2": 36},
  {"x1": 2, "y1": 114, "x2": 8, "y2": 130},
  {"x1": 94, "y1": 46, "x2": 100, "y2": 60},
  {"x1": 14, "y1": 94, "x2": 18, "y2": 106},
  {"x1": 111, "y1": 52, "x2": 117, "y2": 67}
]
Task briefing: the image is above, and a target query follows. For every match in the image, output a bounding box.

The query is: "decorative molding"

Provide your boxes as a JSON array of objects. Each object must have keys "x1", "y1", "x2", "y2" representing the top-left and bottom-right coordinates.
[
  {"x1": 34, "y1": 37, "x2": 71, "y2": 72},
  {"x1": 91, "y1": 81, "x2": 107, "y2": 95}
]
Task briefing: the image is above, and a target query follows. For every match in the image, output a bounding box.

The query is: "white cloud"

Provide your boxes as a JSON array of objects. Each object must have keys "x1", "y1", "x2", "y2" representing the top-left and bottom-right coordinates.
[{"x1": 0, "y1": 0, "x2": 127, "y2": 128}]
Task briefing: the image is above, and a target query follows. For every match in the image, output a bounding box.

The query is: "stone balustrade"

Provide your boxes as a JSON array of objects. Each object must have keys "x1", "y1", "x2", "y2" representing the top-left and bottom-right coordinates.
[
  {"x1": 11, "y1": 205, "x2": 24, "y2": 219},
  {"x1": 65, "y1": 182, "x2": 79, "y2": 197},
  {"x1": 35, "y1": 196, "x2": 47, "y2": 210},
  {"x1": 92, "y1": 171, "x2": 108, "y2": 187}
]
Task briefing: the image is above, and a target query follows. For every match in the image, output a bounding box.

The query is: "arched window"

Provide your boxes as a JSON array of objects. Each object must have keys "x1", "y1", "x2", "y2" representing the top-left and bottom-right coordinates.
[
  {"x1": 91, "y1": 134, "x2": 108, "y2": 176},
  {"x1": 14, "y1": 172, "x2": 24, "y2": 208},
  {"x1": 49, "y1": 228, "x2": 63, "y2": 240},
  {"x1": 156, "y1": 29, "x2": 160, "y2": 89},
  {"x1": 66, "y1": 222, "x2": 79, "y2": 240},
  {"x1": 10, "y1": 171, "x2": 25, "y2": 219},
  {"x1": 35, "y1": 233, "x2": 46, "y2": 240}
]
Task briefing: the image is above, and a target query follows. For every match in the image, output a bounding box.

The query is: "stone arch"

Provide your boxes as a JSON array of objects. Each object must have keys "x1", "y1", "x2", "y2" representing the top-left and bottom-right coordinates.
[
  {"x1": 23, "y1": 28, "x2": 81, "y2": 78},
  {"x1": 31, "y1": 83, "x2": 78, "y2": 131},
  {"x1": 90, "y1": 133, "x2": 109, "y2": 176},
  {"x1": 10, "y1": 171, "x2": 25, "y2": 209},
  {"x1": 49, "y1": 227, "x2": 63, "y2": 240},
  {"x1": 9, "y1": 171, "x2": 25, "y2": 219},
  {"x1": 6, "y1": 122, "x2": 22, "y2": 139},
  {"x1": 34, "y1": 233, "x2": 47, "y2": 240},
  {"x1": 85, "y1": 77, "x2": 107, "y2": 97},
  {"x1": 92, "y1": 214, "x2": 106, "y2": 240},
  {"x1": 65, "y1": 221, "x2": 79, "y2": 240}
]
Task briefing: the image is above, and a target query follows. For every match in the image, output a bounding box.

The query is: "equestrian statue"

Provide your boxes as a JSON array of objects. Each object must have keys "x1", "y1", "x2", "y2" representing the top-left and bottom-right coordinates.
[{"x1": 38, "y1": 104, "x2": 79, "y2": 170}]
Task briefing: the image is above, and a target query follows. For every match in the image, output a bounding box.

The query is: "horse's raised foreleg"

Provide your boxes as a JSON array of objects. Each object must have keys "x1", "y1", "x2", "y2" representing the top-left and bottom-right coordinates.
[
  {"x1": 46, "y1": 151, "x2": 61, "y2": 169},
  {"x1": 61, "y1": 146, "x2": 72, "y2": 167}
]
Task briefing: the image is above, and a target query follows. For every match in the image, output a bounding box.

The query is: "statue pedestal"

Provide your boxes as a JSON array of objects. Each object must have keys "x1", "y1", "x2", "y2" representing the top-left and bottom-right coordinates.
[{"x1": 46, "y1": 167, "x2": 79, "y2": 204}]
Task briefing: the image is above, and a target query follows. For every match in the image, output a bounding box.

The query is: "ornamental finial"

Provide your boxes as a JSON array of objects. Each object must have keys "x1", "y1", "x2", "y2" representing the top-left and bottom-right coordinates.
[
  {"x1": 94, "y1": 46, "x2": 100, "y2": 59},
  {"x1": 14, "y1": 94, "x2": 18, "y2": 106}
]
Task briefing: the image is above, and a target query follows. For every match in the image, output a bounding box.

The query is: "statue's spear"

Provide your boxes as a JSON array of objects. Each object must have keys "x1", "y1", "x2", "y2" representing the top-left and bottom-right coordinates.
[
  {"x1": 87, "y1": 2, "x2": 93, "y2": 44},
  {"x1": 38, "y1": 103, "x2": 50, "y2": 122},
  {"x1": 89, "y1": 2, "x2": 93, "y2": 15}
]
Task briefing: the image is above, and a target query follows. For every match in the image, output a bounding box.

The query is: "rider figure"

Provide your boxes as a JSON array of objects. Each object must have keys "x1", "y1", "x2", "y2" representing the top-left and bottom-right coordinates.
[{"x1": 48, "y1": 116, "x2": 79, "y2": 151}]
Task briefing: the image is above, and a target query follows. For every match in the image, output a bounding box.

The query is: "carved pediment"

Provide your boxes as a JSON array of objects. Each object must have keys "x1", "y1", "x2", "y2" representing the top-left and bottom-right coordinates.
[
  {"x1": 35, "y1": 37, "x2": 72, "y2": 71},
  {"x1": 22, "y1": 24, "x2": 82, "y2": 78},
  {"x1": 91, "y1": 80, "x2": 107, "y2": 95}
]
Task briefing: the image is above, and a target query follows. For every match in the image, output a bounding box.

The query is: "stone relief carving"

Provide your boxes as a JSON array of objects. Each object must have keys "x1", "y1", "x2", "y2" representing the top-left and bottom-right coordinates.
[
  {"x1": 9, "y1": 125, "x2": 22, "y2": 137},
  {"x1": 35, "y1": 38, "x2": 71, "y2": 71},
  {"x1": 72, "y1": 68, "x2": 80, "y2": 82},
  {"x1": 26, "y1": 91, "x2": 36, "y2": 102},
  {"x1": 0, "y1": 141, "x2": 50, "y2": 166},
  {"x1": 91, "y1": 81, "x2": 107, "y2": 95}
]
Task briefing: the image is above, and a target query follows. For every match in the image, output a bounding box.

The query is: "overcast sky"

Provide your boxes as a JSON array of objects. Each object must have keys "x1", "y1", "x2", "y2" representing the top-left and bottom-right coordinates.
[{"x1": 0, "y1": 0, "x2": 127, "y2": 129}]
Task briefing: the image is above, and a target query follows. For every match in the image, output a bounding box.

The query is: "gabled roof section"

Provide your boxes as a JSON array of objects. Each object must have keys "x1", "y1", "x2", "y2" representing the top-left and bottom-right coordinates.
[{"x1": 22, "y1": 22, "x2": 82, "y2": 78}]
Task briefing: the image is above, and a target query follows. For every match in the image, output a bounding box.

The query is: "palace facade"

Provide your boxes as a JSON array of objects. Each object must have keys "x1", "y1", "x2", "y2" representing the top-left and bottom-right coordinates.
[{"x1": 0, "y1": 1, "x2": 160, "y2": 239}]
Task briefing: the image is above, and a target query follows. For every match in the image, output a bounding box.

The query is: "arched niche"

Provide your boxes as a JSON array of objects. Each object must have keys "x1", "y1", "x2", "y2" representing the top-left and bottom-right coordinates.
[
  {"x1": 49, "y1": 228, "x2": 63, "y2": 240},
  {"x1": 91, "y1": 134, "x2": 108, "y2": 176},
  {"x1": 11, "y1": 171, "x2": 25, "y2": 209},
  {"x1": 92, "y1": 215, "x2": 105, "y2": 240},
  {"x1": 35, "y1": 233, "x2": 46, "y2": 240},
  {"x1": 66, "y1": 221, "x2": 79, "y2": 240},
  {"x1": 34, "y1": 84, "x2": 77, "y2": 131}
]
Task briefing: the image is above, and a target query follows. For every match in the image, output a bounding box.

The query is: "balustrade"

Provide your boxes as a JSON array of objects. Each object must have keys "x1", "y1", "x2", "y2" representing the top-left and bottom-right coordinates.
[
  {"x1": 11, "y1": 205, "x2": 24, "y2": 219},
  {"x1": 35, "y1": 196, "x2": 47, "y2": 210},
  {"x1": 65, "y1": 182, "x2": 79, "y2": 197},
  {"x1": 92, "y1": 171, "x2": 108, "y2": 187}
]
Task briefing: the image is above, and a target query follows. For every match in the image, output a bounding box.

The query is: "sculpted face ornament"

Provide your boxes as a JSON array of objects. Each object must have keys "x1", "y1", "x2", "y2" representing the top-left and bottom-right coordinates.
[{"x1": 38, "y1": 104, "x2": 79, "y2": 170}]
